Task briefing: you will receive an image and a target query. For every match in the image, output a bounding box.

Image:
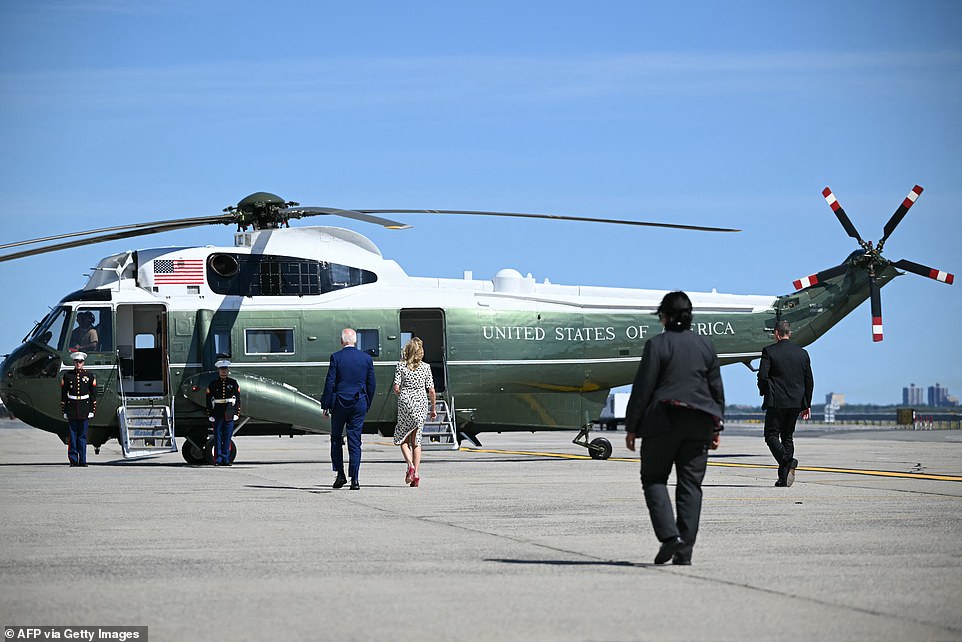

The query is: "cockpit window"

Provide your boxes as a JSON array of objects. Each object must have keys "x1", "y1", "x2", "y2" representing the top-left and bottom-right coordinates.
[
  {"x1": 207, "y1": 253, "x2": 377, "y2": 297},
  {"x1": 33, "y1": 306, "x2": 70, "y2": 351},
  {"x1": 69, "y1": 307, "x2": 113, "y2": 353}
]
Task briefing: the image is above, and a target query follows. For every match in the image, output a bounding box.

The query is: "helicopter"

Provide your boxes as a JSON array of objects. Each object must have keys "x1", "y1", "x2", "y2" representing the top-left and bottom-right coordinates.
[{"x1": 0, "y1": 187, "x2": 952, "y2": 463}]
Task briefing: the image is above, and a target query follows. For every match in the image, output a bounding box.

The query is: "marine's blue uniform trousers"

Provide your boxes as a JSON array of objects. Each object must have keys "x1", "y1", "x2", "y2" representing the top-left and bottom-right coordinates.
[
  {"x1": 213, "y1": 417, "x2": 234, "y2": 464},
  {"x1": 330, "y1": 396, "x2": 367, "y2": 481},
  {"x1": 67, "y1": 419, "x2": 88, "y2": 466}
]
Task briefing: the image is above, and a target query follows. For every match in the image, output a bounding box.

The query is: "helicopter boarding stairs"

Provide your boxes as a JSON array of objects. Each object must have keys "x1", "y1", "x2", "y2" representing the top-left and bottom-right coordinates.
[
  {"x1": 420, "y1": 398, "x2": 459, "y2": 450},
  {"x1": 117, "y1": 395, "x2": 177, "y2": 459}
]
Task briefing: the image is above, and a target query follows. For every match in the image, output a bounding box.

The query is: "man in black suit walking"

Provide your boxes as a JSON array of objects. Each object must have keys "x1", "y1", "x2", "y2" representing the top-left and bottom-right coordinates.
[
  {"x1": 758, "y1": 320, "x2": 814, "y2": 487},
  {"x1": 322, "y1": 328, "x2": 377, "y2": 490}
]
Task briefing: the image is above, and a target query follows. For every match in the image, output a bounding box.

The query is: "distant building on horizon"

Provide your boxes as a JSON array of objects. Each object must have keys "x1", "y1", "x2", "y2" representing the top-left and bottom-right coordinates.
[
  {"x1": 825, "y1": 392, "x2": 845, "y2": 407},
  {"x1": 928, "y1": 383, "x2": 959, "y2": 407},
  {"x1": 902, "y1": 383, "x2": 959, "y2": 407},
  {"x1": 903, "y1": 384, "x2": 924, "y2": 406}
]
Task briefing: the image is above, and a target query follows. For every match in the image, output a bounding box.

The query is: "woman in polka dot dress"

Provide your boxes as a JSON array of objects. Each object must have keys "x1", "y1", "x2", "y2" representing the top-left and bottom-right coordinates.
[{"x1": 393, "y1": 337, "x2": 437, "y2": 487}]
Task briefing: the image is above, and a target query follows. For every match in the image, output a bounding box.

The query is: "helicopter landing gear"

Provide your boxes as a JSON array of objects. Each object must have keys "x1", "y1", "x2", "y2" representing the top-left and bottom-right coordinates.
[
  {"x1": 572, "y1": 424, "x2": 613, "y2": 460},
  {"x1": 181, "y1": 437, "x2": 206, "y2": 465},
  {"x1": 204, "y1": 438, "x2": 237, "y2": 465}
]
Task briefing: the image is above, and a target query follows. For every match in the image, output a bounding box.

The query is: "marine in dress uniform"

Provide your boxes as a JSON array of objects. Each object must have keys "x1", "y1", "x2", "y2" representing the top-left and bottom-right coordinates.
[
  {"x1": 206, "y1": 359, "x2": 241, "y2": 466},
  {"x1": 61, "y1": 351, "x2": 96, "y2": 467}
]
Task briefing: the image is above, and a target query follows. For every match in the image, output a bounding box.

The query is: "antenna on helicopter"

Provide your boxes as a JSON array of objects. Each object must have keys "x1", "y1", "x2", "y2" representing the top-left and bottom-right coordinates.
[{"x1": 792, "y1": 185, "x2": 954, "y2": 341}]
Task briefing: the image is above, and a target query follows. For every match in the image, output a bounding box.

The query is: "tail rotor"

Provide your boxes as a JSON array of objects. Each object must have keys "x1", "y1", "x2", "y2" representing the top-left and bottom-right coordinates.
[{"x1": 793, "y1": 184, "x2": 954, "y2": 341}]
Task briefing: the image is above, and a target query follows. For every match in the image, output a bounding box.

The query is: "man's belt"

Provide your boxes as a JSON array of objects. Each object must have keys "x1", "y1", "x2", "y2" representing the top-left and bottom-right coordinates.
[
  {"x1": 67, "y1": 394, "x2": 90, "y2": 400},
  {"x1": 212, "y1": 398, "x2": 236, "y2": 405}
]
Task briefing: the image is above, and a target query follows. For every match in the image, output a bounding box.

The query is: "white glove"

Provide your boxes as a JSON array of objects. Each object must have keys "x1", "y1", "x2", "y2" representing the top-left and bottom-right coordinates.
[
  {"x1": 208, "y1": 416, "x2": 215, "y2": 422},
  {"x1": 232, "y1": 415, "x2": 239, "y2": 421},
  {"x1": 63, "y1": 413, "x2": 68, "y2": 419},
  {"x1": 87, "y1": 413, "x2": 94, "y2": 419}
]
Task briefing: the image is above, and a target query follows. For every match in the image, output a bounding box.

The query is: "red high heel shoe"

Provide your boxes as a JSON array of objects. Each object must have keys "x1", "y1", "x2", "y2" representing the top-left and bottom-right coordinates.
[
  {"x1": 405, "y1": 466, "x2": 414, "y2": 484},
  {"x1": 410, "y1": 472, "x2": 420, "y2": 487}
]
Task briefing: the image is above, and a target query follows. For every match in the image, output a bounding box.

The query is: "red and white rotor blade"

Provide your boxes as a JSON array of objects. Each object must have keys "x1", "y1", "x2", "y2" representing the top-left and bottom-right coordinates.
[
  {"x1": 870, "y1": 276, "x2": 883, "y2": 342},
  {"x1": 879, "y1": 185, "x2": 923, "y2": 247},
  {"x1": 892, "y1": 259, "x2": 955, "y2": 284},
  {"x1": 793, "y1": 263, "x2": 848, "y2": 291},
  {"x1": 823, "y1": 187, "x2": 866, "y2": 245}
]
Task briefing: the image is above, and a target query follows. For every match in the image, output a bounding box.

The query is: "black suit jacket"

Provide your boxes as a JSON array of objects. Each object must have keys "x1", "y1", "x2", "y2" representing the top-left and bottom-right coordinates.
[
  {"x1": 625, "y1": 330, "x2": 725, "y2": 437},
  {"x1": 757, "y1": 339, "x2": 814, "y2": 409}
]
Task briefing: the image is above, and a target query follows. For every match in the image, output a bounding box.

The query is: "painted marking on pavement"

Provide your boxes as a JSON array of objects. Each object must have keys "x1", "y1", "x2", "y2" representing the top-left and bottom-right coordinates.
[{"x1": 459, "y1": 448, "x2": 962, "y2": 482}]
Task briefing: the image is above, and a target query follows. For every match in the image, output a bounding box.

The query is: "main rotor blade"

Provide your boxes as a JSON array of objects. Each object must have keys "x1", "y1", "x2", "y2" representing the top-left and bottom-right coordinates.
[
  {"x1": 822, "y1": 187, "x2": 866, "y2": 245},
  {"x1": 280, "y1": 207, "x2": 412, "y2": 229},
  {"x1": 355, "y1": 209, "x2": 740, "y2": 233},
  {"x1": 878, "y1": 185, "x2": 923, "y2": 250},
  {"x1": 0, "y1": 214, "x2": 231, "y2": 252},
  {"x1": 0, "y1": 219, "x2": 221, "y2": 263},
  {"x1": 793, "y1": 263, "x2": 848, "y2": 291},
  {"x1": 892, "y1": 259, "x2": 955, "y2": 284},
  {"x1": 870, "y1": 275, "x2": 883, "y2": 342}
]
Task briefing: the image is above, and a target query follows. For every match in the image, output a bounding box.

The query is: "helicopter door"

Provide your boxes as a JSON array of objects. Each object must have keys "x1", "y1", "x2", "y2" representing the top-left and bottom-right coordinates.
[
  {"x1": 116, "y1": 304, "x2": 169, "y2": 396},
  {"x1": 398, "y1": 309, "x2": 447, "y2": 393}
]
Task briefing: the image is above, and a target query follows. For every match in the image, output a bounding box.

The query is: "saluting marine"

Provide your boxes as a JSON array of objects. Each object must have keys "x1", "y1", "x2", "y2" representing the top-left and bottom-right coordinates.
[
  {"x1": 206, "y1": 359, "x2": 240, "y2": 466},
  {"x1": 61, "y1": 351, "x2": 96, "y2": 467}
]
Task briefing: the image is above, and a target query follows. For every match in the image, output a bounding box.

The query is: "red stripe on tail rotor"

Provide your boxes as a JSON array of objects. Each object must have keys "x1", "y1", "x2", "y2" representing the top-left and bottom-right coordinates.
[{"x1": 822, "y1": 188, "x2": 841, "y2": 212}]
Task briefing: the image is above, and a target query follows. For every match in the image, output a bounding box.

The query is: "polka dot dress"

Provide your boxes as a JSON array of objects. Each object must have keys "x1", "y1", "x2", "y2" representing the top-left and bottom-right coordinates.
[{"x1": 393, "y1": 361, "x2": 435, "y2": 445}]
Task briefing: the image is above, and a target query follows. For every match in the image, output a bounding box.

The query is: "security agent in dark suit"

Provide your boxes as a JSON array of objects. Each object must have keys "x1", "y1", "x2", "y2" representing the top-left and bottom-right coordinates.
[
  {"x1": 322, "y1": 328, "x2": 377, "y2": 490},
  {"x1": 757, "y1": 320, "x2": 814, "y2": 487},
  {"x1": 625, "y1": 292, "x2": 724, "y2": 566}
]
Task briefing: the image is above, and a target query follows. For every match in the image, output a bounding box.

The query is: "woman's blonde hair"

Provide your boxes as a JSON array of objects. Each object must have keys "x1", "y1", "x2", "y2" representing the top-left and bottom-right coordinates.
[{"x1": 402, "y1": 337, "x2": 424, "y2": 370}]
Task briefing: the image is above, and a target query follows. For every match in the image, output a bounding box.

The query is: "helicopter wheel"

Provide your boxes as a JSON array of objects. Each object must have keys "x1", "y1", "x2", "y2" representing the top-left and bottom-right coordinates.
[
  {"x1": 589, "y1": 437, "x2": 612, "y2": 460},
  {"x1": 204, "y1": 438, "x2": 238, "y2": 465},
  {"x1": 181, "y1": 438, "x2": 206, "y2": 465}
]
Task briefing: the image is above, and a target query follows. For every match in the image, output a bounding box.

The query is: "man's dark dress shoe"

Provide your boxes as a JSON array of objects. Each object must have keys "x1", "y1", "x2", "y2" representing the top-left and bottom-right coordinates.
[
  {"x1": 774, "y1": 480, "x2": 787, "y2": 487},
  {"x1": 654, "y1": 536, "x2": 685, "y2": 564},
  {"x1": 333, "y1": 474, "x2": 347, "y2": 489},
  {"x1": 349, "y1": 480, "x2": 360, "y2": 490},
  {"x1": 672, "y1": 544, "x2": 693, "y2": 565},
  {"x1": 785, "y1": 458, "x2": 798, "y2": 487}
]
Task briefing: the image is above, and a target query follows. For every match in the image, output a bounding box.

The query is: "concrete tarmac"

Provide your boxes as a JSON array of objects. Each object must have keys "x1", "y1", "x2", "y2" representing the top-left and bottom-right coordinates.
[{"x1": 1, "y1": 420, "x2": 961, "y2": 641}]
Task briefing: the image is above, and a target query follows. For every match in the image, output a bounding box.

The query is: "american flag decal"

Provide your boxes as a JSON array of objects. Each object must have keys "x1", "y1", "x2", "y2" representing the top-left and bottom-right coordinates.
[{"x1": 154, "y1": 259, "x2": 205, "y2": 285}]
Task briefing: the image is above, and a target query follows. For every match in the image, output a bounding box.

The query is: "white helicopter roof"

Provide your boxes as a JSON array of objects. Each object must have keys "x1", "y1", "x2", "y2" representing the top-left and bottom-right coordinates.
[{"x1": 76, "y1": 225, "x2": 776, "y2": 314}]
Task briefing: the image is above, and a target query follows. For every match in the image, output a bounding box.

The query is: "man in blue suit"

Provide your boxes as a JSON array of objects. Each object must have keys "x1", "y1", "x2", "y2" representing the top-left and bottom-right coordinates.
[{"x1": 322, "y1": 328, "x2": 377, "y2": 490}]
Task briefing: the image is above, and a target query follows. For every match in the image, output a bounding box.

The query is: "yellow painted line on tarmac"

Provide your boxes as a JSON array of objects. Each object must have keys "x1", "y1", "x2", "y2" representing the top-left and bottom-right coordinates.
[
  {"x1": 708, "y1": 461, "x2": 962, "y2": 481},
  {"x1": 459, "y1": 447, "x2": 962, "y2": 482}
]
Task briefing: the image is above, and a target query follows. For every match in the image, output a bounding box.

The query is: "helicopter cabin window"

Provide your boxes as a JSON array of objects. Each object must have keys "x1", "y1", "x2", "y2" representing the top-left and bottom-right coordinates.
[
  {"x1": 33, "y1": 306, "x2": 71, "y2": 352},
  {"x1": 69, "y1": 307, "x2": 112, "y2": 353},
  {"x1": 213, "y1": 331, "x2": 231, "y2": 359},
  {"x1": 355, "y1": 329, "x2": 380, "y2": 357},
  {"x1": 207, "y1": 253, "x2": 377, "y2": 297},
  {"x1": 245, "y1": 329, "x2": 294, "y2": 354}
]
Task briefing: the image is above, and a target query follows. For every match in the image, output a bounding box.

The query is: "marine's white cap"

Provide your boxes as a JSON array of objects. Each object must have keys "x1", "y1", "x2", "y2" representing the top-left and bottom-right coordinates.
[
  {"x1": 71, "y1": 352, "x2": 87, "y2": 361},
  {"x1": 214, "y1": 359, "x2": 231, "y2": 369}
]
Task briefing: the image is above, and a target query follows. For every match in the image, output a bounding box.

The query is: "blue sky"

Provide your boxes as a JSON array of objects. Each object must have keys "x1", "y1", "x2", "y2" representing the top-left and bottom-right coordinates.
[{"x1": 1, "y1": 0, "x2": 960, "y2": 406}]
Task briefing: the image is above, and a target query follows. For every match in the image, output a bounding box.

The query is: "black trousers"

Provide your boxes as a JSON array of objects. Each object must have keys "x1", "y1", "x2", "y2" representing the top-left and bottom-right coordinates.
[
  {"x1": 764, "y1": 408, "x2": 800, "y2": 481},
  {"x1": 640, "y1": 407, "x2": 714, "y2": 546}
]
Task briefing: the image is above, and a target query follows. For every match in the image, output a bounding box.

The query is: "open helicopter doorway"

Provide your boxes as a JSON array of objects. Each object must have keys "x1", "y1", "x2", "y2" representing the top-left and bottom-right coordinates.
[
  {"x1": 398, "y1": 309, "x2": 447, "y2": 393},
  {"x1": 116, "y1": 304, "x2": 169, "y2": 396}
]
